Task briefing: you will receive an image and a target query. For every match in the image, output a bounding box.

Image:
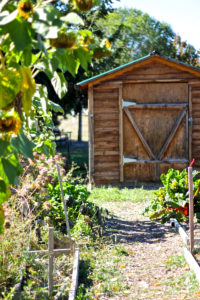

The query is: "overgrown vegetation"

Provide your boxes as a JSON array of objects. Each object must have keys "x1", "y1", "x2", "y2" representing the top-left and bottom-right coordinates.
[
  {"x1": 143, "y1": 168, "x2": 200, "y2": 223},
  {"x1": 0, "y1": 152, "x2": 109, "y2": 298}
]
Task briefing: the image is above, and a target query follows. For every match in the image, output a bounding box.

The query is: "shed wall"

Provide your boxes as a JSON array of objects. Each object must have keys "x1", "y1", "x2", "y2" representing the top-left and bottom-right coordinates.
[
  {"x1": 191, "y1": 85, "x2": 200, "y2": 169},
  {"x1": 93, "y1": 87, "x2": 120, "y2": 185},
  {"x1": 91, "y1": 61, "x2": 200, "y2": 185}
]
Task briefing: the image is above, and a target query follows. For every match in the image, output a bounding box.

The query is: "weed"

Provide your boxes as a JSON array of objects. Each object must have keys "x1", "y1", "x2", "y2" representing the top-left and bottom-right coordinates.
[{"x1": 165, "y1": 254, "x2": 186, "y2": 270}]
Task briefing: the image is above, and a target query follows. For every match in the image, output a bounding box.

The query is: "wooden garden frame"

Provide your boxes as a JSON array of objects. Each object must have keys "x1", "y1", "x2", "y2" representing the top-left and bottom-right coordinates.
[{"x1": 170, "y1": 166, "x2": 200, "y2": 284}]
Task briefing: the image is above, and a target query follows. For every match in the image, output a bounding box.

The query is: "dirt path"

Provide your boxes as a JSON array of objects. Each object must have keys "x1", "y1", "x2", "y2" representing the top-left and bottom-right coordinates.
[{"x1": 100, "y1": 201, "x2": 200, "y2": 300}]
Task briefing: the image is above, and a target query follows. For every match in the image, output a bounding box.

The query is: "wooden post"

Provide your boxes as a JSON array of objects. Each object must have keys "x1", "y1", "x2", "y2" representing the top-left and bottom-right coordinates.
[
  {"x1": 188, "y1": 86, "x2": 192, "y2": 163},
  {"x1": 119, "y1": 84, "x2": 124, "y2": 182},
  {"x1": 26, "y1": 227, "x2": 72, "y2": 298},
  {"x1": 48, "y1": 227, "x2": 54, "y2": 296},
  {"x1": 88, "y1": 85, "x2": 94, "y2": 185},
  {"x1": 56, "y1": 163, "x2": 72, "y2": 243},
  {"x1": 188, "y1": 166, "x2": 194, "y2": 253}
]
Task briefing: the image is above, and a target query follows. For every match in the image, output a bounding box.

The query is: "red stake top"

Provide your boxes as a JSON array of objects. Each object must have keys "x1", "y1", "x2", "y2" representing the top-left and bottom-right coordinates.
[{"x1": 189, "y1": 158, "x2": 195, "y2": 167}]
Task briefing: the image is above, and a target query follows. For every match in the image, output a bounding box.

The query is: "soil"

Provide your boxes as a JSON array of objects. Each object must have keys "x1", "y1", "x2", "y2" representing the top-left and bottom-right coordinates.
[{"x1": 99, "y1": 201, "x2": 200, "y2": 300}]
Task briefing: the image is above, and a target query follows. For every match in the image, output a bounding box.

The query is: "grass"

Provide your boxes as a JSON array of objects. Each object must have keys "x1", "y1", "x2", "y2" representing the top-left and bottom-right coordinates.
[
  {"x1": 165, "y1": 254, "x2": 186, "y2": 269},
  {"x1": 162, "y1": 254, "x2": 200, "y2": 297},
  {"x1": 88, "y1": 186, "x2": 155, "y2": 205},
  {"x1": 76, "y1": 243, "x2": 131, "y2": 299},
  {"x1": 69, "y1": 144, "x2": 88, "y2": 171}
]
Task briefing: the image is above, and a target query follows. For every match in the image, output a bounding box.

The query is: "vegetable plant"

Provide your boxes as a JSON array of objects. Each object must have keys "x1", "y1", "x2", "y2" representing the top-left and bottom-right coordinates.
[{"x1": 143, "y1": 168, "x2": 200, "y2": 223}]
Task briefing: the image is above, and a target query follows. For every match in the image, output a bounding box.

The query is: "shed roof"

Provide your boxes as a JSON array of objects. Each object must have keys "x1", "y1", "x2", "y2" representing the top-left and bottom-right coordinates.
[{"x1": 77, "y1": 53, "x2": 200, "y2": 89}]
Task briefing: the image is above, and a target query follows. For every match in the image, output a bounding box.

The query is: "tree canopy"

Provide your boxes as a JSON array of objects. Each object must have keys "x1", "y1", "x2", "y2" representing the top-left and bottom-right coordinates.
[{"x1": 95, "y1": 8, "x2": 200, "y2": 70}]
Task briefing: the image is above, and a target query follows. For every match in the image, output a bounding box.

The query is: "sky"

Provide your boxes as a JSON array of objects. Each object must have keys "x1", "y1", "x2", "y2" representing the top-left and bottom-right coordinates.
[{"x1": 112, "y1": 0, "x2": 200, "y2": 50}]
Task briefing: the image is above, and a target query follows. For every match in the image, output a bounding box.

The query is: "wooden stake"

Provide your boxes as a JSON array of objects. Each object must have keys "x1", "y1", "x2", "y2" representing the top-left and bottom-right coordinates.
[
  {"x1": 188, "y1": 86, "x2": 192, "y2": 163},
  {"x1": 48, "y1": 227, "x2": 54, "y2": 296},
  {"x1": 26, "y1": 227, "x2": 71, "y2": 297},
  {"x1": 188, "y1": 166, "x2": 194, "y2": 253},
  {"x1": 56, "y1": 163, "x2": 72, "y2": 243},
  {"x1": 69, "y1": 248, "x2": 80, "y2": 300}
]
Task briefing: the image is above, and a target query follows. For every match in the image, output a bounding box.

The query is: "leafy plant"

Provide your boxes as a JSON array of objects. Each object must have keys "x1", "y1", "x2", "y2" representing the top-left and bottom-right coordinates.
[
  {"x1": 19, "y1": 152, "x2": 108, "y2": 239},
  {"x1": 143, "y1": 168, "x2": 200, "y2": 223},
  {"x1": 0, "y1": 0, "x2": 109, "y2": 234}
]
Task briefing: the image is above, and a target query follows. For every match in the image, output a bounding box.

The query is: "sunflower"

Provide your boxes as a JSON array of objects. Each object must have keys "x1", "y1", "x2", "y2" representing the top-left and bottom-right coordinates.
[
  {"x1": 50, "y1": 32, "x2": 77, "y2": 49},
  {"x1": 73, "y1": 0, "x2": 98, "y2": 11},
  {"x1": 0, "y1": 112, "x2": 21, "y2": 135},
  {"x1": 18, "y1": 0, "x2": 33, "y2": 19}
]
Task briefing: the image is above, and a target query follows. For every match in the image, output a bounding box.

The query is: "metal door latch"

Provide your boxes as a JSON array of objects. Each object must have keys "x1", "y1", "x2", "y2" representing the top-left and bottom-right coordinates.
[{"x1": 188, "y1": 117, "x2": 193, "y2": 126}]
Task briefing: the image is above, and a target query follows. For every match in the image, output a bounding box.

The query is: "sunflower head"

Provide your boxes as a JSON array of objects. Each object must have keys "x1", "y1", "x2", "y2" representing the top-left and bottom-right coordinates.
[
  {"x1": 0, "y1": 112, "x2": 21, "y2": 135},
  {"x1": 50, "y1": 32, "x2": 77, "y2": 49},
  {"x1": 73, "y1": 0, "x2": 99, "y2": 11},
  {"x1": 18, "y1": 0, "x2": 33, "y2": 19}
]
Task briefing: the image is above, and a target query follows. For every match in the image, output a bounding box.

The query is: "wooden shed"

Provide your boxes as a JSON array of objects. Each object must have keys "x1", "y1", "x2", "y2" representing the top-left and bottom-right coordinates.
[{"x1": 77, "y1": 53, "x2": 200, "y2": 186}]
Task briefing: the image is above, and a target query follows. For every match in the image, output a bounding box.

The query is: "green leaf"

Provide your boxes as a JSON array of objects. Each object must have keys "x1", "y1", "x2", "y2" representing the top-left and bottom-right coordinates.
[
  {"x1": 5, "y1": 18, "x2": 31, "y2": 51},
  {"x1": 21, "y1": 46, "x2": 32, "y2": 67},
  {"x1": 2, "y1": 155, "x2": 21, "y2": 185},
  {"x1": 0, "y1": 68, "x2": 21, "y2": 109},
  {"x1": 61, "y1": 13, "x2": 84, "y2": 25},
  {"x1": 0, "y1": 139, "x2": 9, "y2": 156},
  {"x1": 51, "y1": 72, "x2": 68, "y2": 99},
  {"x1": 21, "y1": 66, "x2": 36, "y2": 115},
  {"x1": 33, "y1": 21, "x2": 59, "y2": 38},
  {"x1": 0, "y1": 9, "x2": 18, "y2": 25},
  {"x1": 56, "y1": 50, "x2": 80, "y2": 76},
  {"x1": 75, "y1": 47, "x2": 91, "y2": 71},
  {"x1": 165, "y1": 201, "x2": 180, "y2": 209},
  {"x1": 0, "y1": 160, "x2": 8, "y2": 184},
  {"x1": 34, "y1": 5, "x2": 59, "y2": 23},
  {"x1": 0, "y1": 0, "x2": 9, "y2": 12},
  {"x1": 11, "y1": 133, "x2": 35, "y2": 159},
  {"x1": 48, "y1": 100, "x2": 64, "y2": 113},
  {"x1": 0, "y1": 179, "x2": 10, "y2": 205}
]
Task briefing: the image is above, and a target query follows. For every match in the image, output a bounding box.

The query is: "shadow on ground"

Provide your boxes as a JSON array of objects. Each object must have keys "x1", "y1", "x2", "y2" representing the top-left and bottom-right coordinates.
[{"x1": 105, "y1": 216, "x2": 175, "y2": 244}]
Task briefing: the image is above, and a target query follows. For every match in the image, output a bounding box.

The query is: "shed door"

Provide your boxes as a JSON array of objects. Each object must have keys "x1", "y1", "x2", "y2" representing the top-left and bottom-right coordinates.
[{"x1": 123, "y1": 88, "x2": 189, "y2": 182}]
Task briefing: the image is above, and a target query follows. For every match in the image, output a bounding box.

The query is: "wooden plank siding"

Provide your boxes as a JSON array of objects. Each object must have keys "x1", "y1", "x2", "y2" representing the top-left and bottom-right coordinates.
[
  {"x1": 93, "y1": 88, "x2": 120, "y2": 184},
  {"x1": 191, "y1": 85, "x2": 200, "y2": 168},
  {"x1": 86, "y1": 56, "x2": 200, "y2": 186},
  {"x1": 116, "y1": 61, "x2": 196, "y2": 81}
]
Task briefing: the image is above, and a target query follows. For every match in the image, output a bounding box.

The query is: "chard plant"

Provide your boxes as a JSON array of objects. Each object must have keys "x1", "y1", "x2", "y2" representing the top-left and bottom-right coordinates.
[
  {"x1": 143, "y1": 168, "x2": 200, "y2": 223},
  {"x1": 0, "y1": 0, "x2": 110, "y2": 234}
]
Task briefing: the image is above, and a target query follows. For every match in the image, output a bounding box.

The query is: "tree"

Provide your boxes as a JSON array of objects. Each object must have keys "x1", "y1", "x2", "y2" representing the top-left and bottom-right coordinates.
[{"x1": 95, "y1": 8, "x2": 200, "y2": 68}]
